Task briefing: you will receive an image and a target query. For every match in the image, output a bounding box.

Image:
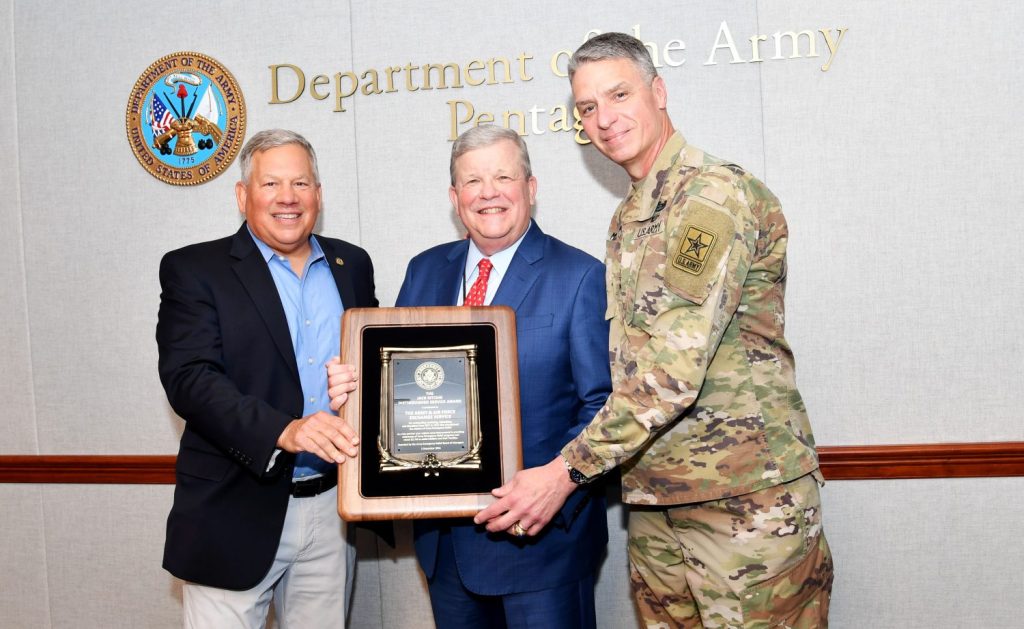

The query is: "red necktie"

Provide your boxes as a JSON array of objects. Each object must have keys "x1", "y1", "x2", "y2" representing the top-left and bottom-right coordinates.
[{"x1": 463, "y1": 259, "x2": 493, "y2": 306}]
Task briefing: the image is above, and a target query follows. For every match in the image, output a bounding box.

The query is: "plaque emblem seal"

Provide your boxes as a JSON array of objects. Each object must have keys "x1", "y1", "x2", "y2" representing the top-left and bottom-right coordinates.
[
  {"x1": 414, "y1": 362, "x2": 445, "y2": 391},
  {"x1": 125, "y1": 52, "x2": 246, "y2": 186}
]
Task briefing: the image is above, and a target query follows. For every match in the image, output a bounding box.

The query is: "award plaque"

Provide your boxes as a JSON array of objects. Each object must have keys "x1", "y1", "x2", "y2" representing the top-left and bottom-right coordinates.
[
  {"x1": 338, "y1": 306, "x2": 522, "y2": 521},
  {"x1": 378, "y1": 346, "x2": 482, "y2": 473}
]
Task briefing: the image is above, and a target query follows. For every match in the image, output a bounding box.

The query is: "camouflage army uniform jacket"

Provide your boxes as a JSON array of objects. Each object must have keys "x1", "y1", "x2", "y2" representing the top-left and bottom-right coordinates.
[{"x1": 563, "y1": 133, "x2": 819, "y2": 506}]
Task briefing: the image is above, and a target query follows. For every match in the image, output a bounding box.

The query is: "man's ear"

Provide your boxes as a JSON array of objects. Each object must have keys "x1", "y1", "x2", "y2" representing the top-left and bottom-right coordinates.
[
  {"x1": 652, "y1": 75, "x2": 668, "y2": 110},
  {"x1": 235, "y1": 181, "x2": 248, "y2": 215}
]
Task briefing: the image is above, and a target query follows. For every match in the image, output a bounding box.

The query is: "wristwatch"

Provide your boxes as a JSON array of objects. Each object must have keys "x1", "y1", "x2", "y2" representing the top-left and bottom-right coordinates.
[{"x1": 562, "y1": 455, "x2": 590, "y2": 485}]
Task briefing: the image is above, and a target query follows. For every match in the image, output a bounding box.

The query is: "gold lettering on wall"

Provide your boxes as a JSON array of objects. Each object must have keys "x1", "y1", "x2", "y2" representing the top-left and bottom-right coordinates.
[
  {"x1": 270, "y1": 53, "x2": 535, "y2": 112},
  {"x1": 268, "y1": 64, "x2": 304, "y2": 104},
  {"x1": 447, "y1": 99, "x2": 588, "y2": 144},
  {"x1": 704, "y1": 22, "x2": 848, "y2": 71},
  {"x1": 269, "y1": 23, "x2": 848, "y2": 143}
]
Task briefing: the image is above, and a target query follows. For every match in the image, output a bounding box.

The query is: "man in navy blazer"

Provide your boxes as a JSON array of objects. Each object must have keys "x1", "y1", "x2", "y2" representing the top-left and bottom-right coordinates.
[
  {"x1": 157, "y1": 129, "x2": 376, "y2": 627},
  {"x1": 396, "y1": 126, "x2": 611, "y2": 629}
]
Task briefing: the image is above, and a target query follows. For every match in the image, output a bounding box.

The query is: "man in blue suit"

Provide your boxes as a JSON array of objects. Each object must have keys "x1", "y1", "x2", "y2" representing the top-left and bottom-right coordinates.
[{"x1": 397, "y1": 126, "x2": 611, "y2": 629}]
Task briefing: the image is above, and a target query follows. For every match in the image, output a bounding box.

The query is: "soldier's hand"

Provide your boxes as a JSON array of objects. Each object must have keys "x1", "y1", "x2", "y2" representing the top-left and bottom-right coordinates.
[
  {"x1": 277, "y1": 410, "x2": 359, "y2": 464},
  {"x1": 473, "y1": 457, "x2": 576, "y2": 536},
  {"x1": 326, "y1": 357, "x2": 359, "y2": 412}
]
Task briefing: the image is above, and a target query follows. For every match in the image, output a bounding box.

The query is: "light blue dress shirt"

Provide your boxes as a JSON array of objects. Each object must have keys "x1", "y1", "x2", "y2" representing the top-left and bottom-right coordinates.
[{"x1": 250, "y1": 228, "x2": 343, "y2": 479}]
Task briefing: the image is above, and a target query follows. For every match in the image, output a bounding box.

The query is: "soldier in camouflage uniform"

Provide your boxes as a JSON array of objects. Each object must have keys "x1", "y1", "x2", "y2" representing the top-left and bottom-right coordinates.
[{"x1": 475, "y1": 33, "x2": 832, "y2": 628}]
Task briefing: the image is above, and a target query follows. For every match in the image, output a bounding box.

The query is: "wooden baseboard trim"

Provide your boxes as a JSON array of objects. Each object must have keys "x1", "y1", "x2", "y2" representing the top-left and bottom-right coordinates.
[
  {"x1": 1, "y1": 442, "x2": 1022, "y2": 484},
  {"x1": 0, "y1": 455, "x2": 176, "y2": 484},
  {"x1": 817, "y1": 442, "x2": 1024, "y2": 480}
]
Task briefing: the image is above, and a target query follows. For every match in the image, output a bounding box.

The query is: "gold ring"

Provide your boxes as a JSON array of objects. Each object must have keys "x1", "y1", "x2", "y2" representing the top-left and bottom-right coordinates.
[{"x1": 510, "y1": 521, "x2": 527, "y2": 537}]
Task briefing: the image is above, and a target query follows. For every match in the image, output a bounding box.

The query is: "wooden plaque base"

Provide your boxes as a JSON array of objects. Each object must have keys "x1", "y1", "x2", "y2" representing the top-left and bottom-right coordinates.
[{"x1": 338, "y1": 306, "x2": 522, "y2": 521}]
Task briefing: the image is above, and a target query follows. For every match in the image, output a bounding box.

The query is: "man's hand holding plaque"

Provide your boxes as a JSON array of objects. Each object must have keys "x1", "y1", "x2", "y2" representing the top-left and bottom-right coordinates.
[
  {"x1": 327, "y1": 358, "x2": 359, "y2": 413},
  {"x1": 274, "y1": 356, "x2": 360, "y2": 465}
]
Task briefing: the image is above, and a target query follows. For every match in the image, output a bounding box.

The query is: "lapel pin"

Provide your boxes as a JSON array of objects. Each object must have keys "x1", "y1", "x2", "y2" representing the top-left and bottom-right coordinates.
[{"x1": 335, "y1": 257, "x2": 345, "y2": 266}]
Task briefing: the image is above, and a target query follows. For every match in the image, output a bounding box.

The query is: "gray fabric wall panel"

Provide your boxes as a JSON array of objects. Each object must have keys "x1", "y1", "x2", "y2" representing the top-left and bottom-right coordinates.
[
  {"x1": 349, "y1": 522, "x2": 432, "y2": 629},
  {"x1": 348, "y1": 526, "x2": 390, "y2": 629},
  {"x1": 0, "y1": 0, "x2": 38, "y2": 454},
  {"x1": 3, "y1": 0, "x2": 1023, "y2": 627},
  {"x1": 13, "y1": 0, "x2": 223, "y2": 454},
  {"x1": 590, "y1": 499, "x2": 638, "y2": 628},
  {"x1": 758, "y1": 0, "x2": 1024, "y2": 445},
  {"x1": 41, "y1": 485, "x2": 179, "y2": 628},
  {"x1": 824, "y1": 477, "x2": 1024, "y2": 627},
  {"x1": 0, "y1": 487, "x2": 51, "y2": 627}
]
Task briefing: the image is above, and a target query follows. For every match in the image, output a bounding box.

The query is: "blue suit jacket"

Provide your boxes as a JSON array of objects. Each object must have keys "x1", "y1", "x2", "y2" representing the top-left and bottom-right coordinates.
[{"x1": 396, "y1": 221, "x2": 610, "y2": 595}]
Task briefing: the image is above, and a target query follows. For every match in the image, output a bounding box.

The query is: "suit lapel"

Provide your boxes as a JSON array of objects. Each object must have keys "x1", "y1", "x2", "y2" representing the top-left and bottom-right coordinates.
[
  {"x1": 492, "y1": 221, "x2": 544, "y2": 311},
  {"x1": 320, "y1": 239, "x2": 358, "y2": 309},
  {"x1": 229, "y1": 224, "x2": 300, "y2": 383},
  {"x1": 439, "y1": 242, "x2": 470, "y2": 306}
]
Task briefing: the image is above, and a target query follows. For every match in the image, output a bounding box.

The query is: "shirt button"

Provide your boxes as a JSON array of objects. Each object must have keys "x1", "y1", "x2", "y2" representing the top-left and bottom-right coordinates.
[
  {"x1": 309, "y1": 397, "x2": 316, "y2": 404},
  {"x1": 305, "y1": 320, "x2": 311, "y2": 326},
  {"x1": 308, "y1": 357, "x2": 314, "y2": 365}
]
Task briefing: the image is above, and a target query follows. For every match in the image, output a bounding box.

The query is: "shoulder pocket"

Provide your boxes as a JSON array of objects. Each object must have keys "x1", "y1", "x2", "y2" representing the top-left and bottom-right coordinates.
[{"x1": 664, "y1": 200, "x2": 735, "y2": 305}]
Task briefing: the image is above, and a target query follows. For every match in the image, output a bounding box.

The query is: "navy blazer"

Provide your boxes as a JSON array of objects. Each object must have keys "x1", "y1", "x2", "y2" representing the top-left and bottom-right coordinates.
[
  {"x1": 157, "y1": 223, "x2": 377, "y2": 590},
  {"x1": 397, "y1": 221, "x2": 611, "y2": 595}
]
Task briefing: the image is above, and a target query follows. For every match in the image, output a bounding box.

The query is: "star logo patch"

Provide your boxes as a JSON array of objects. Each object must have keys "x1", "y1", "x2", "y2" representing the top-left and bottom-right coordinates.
[{"x1": 673, "y1": 225, "x2": 718, "y2": 276}]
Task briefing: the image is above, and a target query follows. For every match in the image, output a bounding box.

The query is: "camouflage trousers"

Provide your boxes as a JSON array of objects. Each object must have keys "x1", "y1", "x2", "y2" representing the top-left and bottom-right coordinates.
[{"x1": 628, "y1": 472, "x2": 833, "y2": 629}]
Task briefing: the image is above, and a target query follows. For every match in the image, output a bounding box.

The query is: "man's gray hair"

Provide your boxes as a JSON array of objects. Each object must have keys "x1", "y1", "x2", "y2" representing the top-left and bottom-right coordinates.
[
  {"x1": 450, "y1": 125, "x2": 532, "y2": 185},
  {"x1": 568, "y1": 32, "x2": 658, "y2": 84},
  {"x1": 238, "y1": 129, "x2": 320, "y2": 184}
]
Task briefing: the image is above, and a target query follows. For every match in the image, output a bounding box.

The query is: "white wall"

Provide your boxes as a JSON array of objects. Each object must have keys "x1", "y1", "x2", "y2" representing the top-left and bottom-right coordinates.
[{"x1": 2, "y1": 0, "x2": 1022, "y2": 626}]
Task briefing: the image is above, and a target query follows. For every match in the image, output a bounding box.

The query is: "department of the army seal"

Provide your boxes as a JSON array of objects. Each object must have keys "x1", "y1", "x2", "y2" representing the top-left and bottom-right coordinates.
[
  {"x1": 125, "y1": 52, "x2": 246, "y2": 186},
  {"x1": 414, "y1": 362, "x2": 445, "y2": 391}
]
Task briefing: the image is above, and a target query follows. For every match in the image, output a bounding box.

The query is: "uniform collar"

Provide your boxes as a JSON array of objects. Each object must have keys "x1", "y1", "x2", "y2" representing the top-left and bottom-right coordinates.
[{"x1": 622, "y1": 132, "x2": 687, "y2": 224}]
